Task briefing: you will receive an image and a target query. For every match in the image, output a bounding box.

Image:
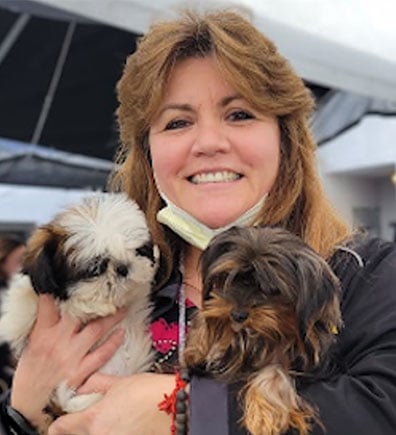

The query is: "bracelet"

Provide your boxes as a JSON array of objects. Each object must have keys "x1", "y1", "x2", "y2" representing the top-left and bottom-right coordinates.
[
  {"x1": 6, "y1": 406, "x2": 39, "y2": 435},
  {"x1": 0, "y1": 391, "x2": 39, "y2": 435},
  {"x1": 158, "y1": 369, "x2": 190, "y2": 435}
]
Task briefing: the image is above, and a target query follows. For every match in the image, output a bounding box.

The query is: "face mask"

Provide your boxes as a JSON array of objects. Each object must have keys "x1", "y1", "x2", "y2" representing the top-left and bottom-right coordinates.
[{"x1": 157, "y1": 193, "x2": 268, "y2": 250}]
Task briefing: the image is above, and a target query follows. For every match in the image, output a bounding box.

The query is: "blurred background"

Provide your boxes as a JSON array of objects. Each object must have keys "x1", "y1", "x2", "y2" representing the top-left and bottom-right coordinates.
[{"x1": 0, "y1": 0, "x2": 395, "y2": 242}]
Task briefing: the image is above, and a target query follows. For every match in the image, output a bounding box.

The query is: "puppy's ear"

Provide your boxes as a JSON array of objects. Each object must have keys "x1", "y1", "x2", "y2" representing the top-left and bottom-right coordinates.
[
  {"x1": 200, "y1": 235, "x2": 237, "y2": 301},
  {"x1": 136, "y1": 241, "x2": 159, "y2": 266},
  {"x1": 295, "y1": 253, "x2": 341, "y2": 364},
  {"x1": 23, "y1": 226, "x2": 68, "y2": 297}
]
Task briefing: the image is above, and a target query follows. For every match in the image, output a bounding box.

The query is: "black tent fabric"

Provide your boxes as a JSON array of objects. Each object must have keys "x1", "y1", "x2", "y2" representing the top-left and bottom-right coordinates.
[
  {"x1": 311, "y1": 90, "x2": 396, "y2": 145},
  {"x1": 0, "y1": 1, "x2": 139, "y2": 161},
  {"x1": 0, "y1": 137, "x2": 113, "y2": 188}
]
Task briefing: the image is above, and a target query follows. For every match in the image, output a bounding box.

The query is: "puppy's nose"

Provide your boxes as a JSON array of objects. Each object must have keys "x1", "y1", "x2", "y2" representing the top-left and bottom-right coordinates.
[
  {"x1": 231, "y1": 310, "x2": 249, "y2": 323},
  {"x1": 116, "y1": 264, "x2": 129, "y2": 277}
]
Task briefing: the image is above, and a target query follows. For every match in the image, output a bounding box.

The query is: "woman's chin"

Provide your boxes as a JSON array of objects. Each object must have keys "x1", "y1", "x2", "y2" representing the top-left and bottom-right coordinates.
[{"x1": 193, "y1": 212, "x2": 243, "y2": 230}]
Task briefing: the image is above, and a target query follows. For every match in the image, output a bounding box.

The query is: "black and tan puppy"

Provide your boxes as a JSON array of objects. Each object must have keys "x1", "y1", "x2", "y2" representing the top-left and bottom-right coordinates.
[
  {"x1": 184, "y1": 226, "x2": 342, "y2": 435},
  {"x1": 0, "y1": 193, "x2": 158, "y2": 432}
]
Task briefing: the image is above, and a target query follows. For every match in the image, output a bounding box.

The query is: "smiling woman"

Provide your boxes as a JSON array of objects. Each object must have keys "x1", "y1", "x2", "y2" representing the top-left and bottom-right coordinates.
[
  {"x1": 149, "y1": 56, "x2": 280, "y2": 230},
  {"x1": 2, "y1": 8, "x2": 396, "y2": 435}
]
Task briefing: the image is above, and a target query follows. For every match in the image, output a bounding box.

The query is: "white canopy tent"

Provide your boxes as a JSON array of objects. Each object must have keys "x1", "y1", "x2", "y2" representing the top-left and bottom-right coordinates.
[{"x1": 33, "y1": 0, "x2": 396, "y2": 102}]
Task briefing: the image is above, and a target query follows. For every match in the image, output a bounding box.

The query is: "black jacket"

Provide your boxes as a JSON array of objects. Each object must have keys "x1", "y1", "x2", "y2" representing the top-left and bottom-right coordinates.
[{"x1": 190, "y1": 236, "x2": 396, "y2": 435}]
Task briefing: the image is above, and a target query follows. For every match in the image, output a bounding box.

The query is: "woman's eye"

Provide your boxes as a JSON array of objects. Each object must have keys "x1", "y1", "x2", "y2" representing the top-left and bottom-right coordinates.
[
  {"x1": 164, "y1": 119, "x2": 189, "y2": 130},
  {"x1": 228, "y1": 110, "x2": 254, "y2": 121}
]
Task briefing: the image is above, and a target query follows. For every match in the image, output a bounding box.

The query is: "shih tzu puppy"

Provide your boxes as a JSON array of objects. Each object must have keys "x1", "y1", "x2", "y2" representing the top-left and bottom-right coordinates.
[
  {"x1": 184, "y1": 226, "x2": 342, "y2": 435},
  {"x1": 0, "y1": 193, "x2": 158, "y2": 429}
]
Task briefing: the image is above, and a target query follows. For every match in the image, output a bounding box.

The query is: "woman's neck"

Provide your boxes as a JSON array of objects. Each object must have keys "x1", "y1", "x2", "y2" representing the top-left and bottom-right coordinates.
[{"x1": 182, "y1": 245, "x2": 203, "y2": 308}]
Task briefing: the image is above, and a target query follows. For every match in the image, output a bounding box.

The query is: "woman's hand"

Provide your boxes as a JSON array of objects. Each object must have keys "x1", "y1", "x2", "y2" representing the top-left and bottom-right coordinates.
[
  {"x1": 11, "y1": 294, "x2": 126, "y2": 430},
  {"x1": 48, "y1": 372, "x2": 174, "y2": 435}
]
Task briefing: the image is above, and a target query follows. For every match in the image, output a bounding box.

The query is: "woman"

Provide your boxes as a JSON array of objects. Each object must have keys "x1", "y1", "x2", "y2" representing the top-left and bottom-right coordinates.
[{"x1": 1, "y1": 9, "x2": 396, "y2": 435}]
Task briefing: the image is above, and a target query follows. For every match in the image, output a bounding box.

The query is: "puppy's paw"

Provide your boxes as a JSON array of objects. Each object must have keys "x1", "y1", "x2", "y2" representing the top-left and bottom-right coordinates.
[
  {"x1": 243, "y1": 366, "x2": 312, "y2": 435},
  {"x1": 62, "y1": 392, "x2": 103, "y2": 413},
  {"x1": 55, "y1": 381, "x2": 103, "y2": 413}
]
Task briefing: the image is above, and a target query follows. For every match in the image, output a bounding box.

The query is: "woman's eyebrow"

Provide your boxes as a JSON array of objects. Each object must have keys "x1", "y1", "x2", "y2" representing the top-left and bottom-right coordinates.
[
  {"x1": 220, "y1": 94, "x2": 243, "y2": 107},
  {"x1": 157, "y1": 94, "x2": 244, "y2": 117},
  {"x1": 157, "y1": 103, "x2": 194, "y2": 117}
]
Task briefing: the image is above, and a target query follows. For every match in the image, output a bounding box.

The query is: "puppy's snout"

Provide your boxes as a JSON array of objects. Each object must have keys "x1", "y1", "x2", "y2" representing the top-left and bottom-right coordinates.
[
  {"x1": 116, "y1": 264, "x2": 129, "y2": 277},
  {"x1": 231, "y1": 310, "x2": 249, "y2": 323}
]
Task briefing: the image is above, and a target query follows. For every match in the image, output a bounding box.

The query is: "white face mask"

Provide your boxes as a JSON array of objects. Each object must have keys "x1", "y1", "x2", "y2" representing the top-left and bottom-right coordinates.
[{"x1": 157, "y1": 193, "x2": 268, "y2": 250}]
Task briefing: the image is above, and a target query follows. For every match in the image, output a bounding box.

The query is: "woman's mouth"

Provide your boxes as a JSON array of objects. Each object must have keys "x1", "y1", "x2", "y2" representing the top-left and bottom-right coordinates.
[{"x1": 189, "y1": 171, "x2": 242, "y2": 184}]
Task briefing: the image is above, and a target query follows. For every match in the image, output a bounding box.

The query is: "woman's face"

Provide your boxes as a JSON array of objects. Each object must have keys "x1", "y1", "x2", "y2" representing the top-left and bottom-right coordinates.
[
  {"x1": 2, "y1": 245, "x2": 25, "y2": 279},
  {"x1": 149, "y1": 56, "x2": 280, "y2": 229}
]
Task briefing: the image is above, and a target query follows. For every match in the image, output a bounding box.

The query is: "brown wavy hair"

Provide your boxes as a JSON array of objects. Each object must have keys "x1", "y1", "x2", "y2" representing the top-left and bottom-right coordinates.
[{"x1": 111, "y1": 9, "x2": 350, "y2": 286}]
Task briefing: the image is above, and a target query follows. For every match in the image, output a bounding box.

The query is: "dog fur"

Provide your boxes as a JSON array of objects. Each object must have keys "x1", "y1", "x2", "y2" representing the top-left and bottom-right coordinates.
[
  {"x1": 184, "y1": 226, "x2": 342, "y2": 435},
  {"x1": 0, "y1": 193, "x2": 158, "y2": 431}
]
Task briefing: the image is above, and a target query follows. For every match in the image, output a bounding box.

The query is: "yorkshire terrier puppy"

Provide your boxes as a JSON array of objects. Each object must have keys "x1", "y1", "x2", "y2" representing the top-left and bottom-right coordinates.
[
  {"x1": 184, "y1": 226, "x2": 342, "y2": 435},
  {"x1": 0, "y1": 193, "x2": 158, "y2": 433}
]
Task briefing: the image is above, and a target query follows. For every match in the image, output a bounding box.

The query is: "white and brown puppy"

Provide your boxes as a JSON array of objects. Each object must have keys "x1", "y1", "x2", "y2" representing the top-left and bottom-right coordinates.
[{"x1": 0, "y1": 193, "x2": 158, "y2": 419}]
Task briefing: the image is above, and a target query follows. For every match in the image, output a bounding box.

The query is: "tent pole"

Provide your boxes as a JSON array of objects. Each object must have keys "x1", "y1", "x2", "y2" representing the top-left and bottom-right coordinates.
[
  {"x1": 0, "y1": 13, "x2": 30, "y2": 65},
  {"x1": 31, "y1": 20, "x2": 76, "y2": 145}
]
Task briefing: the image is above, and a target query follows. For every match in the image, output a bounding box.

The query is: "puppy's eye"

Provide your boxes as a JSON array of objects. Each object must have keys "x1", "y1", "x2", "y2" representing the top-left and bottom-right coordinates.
[
  {"x1": 85, "y1": 258, "x2": 108, "y2": 278},
  {"x1": 136, "y1": 242, "x2": 154, "y2": 262}
]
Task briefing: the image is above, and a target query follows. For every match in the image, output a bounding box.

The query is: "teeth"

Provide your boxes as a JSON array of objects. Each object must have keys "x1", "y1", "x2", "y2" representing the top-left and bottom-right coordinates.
[{"x1": 191, "y1": 171, "x2": 241, "y2": 184}]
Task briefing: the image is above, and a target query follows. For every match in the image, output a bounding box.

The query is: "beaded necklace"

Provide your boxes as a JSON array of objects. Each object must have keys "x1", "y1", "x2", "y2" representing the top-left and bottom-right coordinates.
[{"x1": 157, "y1": 279, "x2": 197, "y2": 434}]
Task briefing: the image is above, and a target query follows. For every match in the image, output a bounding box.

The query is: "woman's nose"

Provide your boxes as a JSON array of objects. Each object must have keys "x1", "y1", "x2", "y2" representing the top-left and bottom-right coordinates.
[{"x1": 191, "y1": 121, "x2": 230, "y2": 156}]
